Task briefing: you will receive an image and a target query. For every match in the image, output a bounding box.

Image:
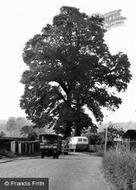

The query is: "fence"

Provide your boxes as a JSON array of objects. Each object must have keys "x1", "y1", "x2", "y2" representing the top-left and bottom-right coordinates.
[
  {"x1": 0, "y1": 138, "x2": 40, "y2": 155},
  {"x1": 13, "y1": 141, "x2": 40, "y2": 155},
  {"x1": 89, "y1": 141, "x2": 115, "y2": 152}
]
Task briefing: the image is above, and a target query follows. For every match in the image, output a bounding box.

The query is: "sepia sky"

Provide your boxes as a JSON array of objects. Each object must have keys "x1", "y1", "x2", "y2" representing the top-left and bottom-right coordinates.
[{"x1": 0, "y1": 0, "x2": 136, "y2": 123}]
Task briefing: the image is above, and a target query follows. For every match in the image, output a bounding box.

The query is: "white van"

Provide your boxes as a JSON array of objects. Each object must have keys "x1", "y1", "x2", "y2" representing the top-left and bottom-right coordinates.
[{"x1": 69, "y1": 136, "x2": 89, "y2": 152}]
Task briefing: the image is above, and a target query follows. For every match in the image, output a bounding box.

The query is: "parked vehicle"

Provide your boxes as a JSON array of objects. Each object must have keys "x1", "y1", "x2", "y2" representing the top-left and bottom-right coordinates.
[
  {"x1": 39, "y1": 134, "x2": 62, "y2": 159},
  {"x1": 69, "y1": 136, "x2": 89, "y2": 152}
]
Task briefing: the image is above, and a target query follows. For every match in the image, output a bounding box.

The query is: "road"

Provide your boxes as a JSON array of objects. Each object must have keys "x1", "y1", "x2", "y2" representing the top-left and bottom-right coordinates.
[{"x1": 0, "y1": 152, "x2": 111, "y2": 190}]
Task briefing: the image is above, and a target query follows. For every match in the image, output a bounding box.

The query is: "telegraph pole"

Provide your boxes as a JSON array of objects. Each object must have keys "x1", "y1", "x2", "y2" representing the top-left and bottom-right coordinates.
[
  {"x1": 104, "y1": 115, "x2": 108, "y2": 154},
  {"x1": 104, "y1": 125, "x2": 108, "y2": 154}
]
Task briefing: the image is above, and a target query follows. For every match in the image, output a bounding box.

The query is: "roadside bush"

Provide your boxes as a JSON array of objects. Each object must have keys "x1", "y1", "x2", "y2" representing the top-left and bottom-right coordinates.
[
  {"x1": 102, "y1": 150, "x2": 136, "y2": 190},
  {"x1": 0, "y1": 149, "x2": 16, "y2": 158}
]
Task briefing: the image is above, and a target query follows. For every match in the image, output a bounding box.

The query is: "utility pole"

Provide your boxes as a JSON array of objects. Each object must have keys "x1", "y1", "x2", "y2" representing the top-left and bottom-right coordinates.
[
  {"x1": 104, "y1": 126, "x2": 108, "y2": 154},
  {"x1": 104, "y1": 115, "x2": 108, "y2": 154}
]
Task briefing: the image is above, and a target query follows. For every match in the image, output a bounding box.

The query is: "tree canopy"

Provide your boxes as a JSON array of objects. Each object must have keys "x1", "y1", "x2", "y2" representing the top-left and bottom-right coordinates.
[{"x1": 20, "y1": 6, "x2": 132, "y2": 137}]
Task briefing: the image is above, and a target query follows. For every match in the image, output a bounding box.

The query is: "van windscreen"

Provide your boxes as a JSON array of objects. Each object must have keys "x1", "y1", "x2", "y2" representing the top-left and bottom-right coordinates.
[{"x1": 78, "y1": 138, "x2": 82, "y2": 142}]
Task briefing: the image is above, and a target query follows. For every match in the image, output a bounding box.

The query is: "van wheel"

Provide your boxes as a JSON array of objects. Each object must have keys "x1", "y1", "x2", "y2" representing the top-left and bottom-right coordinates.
[
  {"x1": 56, "y1": 155, "x2": 59, "y2": 159},
  {"x1": 41, "y1": 152, "x2": 44, "y2": 159}
]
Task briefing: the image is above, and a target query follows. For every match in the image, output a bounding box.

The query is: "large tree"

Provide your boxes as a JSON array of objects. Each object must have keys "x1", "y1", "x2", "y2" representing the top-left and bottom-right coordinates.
[{"x1": 20, "y1": 6, "x2": 132, "y2": 137}]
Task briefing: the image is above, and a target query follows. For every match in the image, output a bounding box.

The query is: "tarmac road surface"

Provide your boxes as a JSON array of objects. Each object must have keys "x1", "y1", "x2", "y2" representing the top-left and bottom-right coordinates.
[{"x1": 0, "y1": 152, "x2": 111, "y2": 190}]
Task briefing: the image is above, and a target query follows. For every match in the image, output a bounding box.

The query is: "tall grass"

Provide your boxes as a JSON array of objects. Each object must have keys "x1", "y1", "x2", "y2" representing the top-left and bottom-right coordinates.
[{"x1": 102, "y1": 150, "x2": 136, "y2": 190}]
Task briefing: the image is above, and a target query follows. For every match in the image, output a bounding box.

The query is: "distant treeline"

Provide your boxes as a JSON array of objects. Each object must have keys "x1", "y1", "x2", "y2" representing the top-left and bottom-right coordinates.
[{"x1": 0, "y1": 117, "x2": 32, "y2": 137}]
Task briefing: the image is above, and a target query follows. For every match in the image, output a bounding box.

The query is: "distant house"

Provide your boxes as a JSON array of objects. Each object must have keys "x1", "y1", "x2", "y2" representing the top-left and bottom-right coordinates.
[
  {"x1": 122, "y1": 129, "x2": 136, "y2": 141},
  {"x1": 122, "y1": 130, "x2": 136, "y2": 151}
]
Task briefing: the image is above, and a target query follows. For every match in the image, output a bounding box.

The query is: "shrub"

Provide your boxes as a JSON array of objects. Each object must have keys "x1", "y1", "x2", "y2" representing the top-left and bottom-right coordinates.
[
  {"x1": 102, "y1": 150, "x2": 136, "y2": 190},
  {"x1": 0, "y1": 149, "x2": 16, "y2": 158}
]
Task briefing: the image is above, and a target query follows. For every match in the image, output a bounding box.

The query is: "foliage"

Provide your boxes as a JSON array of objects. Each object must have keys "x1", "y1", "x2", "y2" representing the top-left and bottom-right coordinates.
[
  {"x1": 82, "y1": 127, "x2": 98, "y2": 144},
  {"x1": 102, "y1": 150, "x2": 136, "y2": 190},
  {"x1": 82, "y1": 124, "x2": 125, "y2": 145},
  {"x1": 20, "y1": 6, "x2": 132, "y2": 137},
  {"x1": 20, "y1": 125, "x2": 44, "y2": 140},
  {"x1": 6, "y1": 117, "x2": 32, "y2": 137},
  {"x1": 88, "y1": 133, "x2": 99, "y2": 144},
  {"x1": 6, "y1": 117, "x2": 17, "y2": 132},
  {"x1": 98, "y1": 124, "x2": 125, "y2": 144},
  {"x1": 28, "y1": 132, "x2": 38, "y2": 140},
  {"x1": 0, "y1": 149, "x2": 16, "y2": 158},
  {"x1": 20, "y1": 125, "x2": 33, "y2": 136}
]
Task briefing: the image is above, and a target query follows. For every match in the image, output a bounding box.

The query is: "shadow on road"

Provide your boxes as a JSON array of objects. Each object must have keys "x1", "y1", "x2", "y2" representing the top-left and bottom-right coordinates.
[{"x1": 0, "y1": 152, "x2": 102, "y2": 163}]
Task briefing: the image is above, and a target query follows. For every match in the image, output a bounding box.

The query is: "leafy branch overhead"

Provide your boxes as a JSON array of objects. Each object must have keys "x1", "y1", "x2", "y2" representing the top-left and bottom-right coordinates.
[{"x1": 20, "y1": 6, "x2": 132, "y2": 137}]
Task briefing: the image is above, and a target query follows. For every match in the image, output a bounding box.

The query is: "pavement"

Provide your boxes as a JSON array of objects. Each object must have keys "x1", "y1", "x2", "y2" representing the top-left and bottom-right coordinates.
[{"x1": 0, "y1": 152, "x2": 112, "y2": 190}]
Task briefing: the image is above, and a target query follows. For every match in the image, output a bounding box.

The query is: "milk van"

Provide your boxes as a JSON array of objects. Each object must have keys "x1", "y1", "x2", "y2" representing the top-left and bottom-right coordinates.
[{"x1": 69, "y1": 136, "x2": 89, "y2": 152}]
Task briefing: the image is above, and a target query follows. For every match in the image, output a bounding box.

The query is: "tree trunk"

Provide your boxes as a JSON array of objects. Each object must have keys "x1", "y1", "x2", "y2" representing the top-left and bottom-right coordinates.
[{"x1": 64, "y1": 123, "x2": 72, "y2": 138}]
